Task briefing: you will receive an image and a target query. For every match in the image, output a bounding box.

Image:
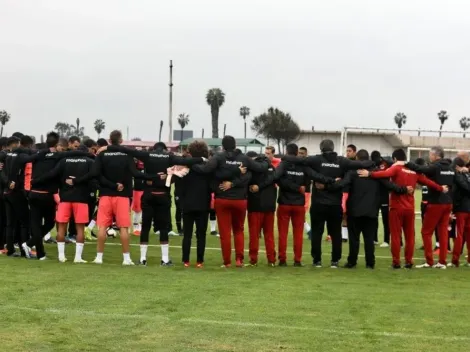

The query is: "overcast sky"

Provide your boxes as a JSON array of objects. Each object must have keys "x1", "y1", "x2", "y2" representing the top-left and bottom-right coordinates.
[{"x1": 1, "y1": 0, "x2": 470, "y2": 141}]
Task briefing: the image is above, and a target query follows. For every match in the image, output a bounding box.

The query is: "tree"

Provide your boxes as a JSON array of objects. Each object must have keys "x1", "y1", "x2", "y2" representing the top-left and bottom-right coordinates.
[
  {"x1": 438, "y1": 110, "x2": 449, "y2": 137},
  {"x1": 206, "y1": 88, "x2": 225, "y2": 138},
  {"x1": 54, "y1": 122, "x2": 73, "y2": 137},
  {"x1": 240, "y1": 106, "x2": 250, "y2": 139},
  {"x1": 394, "y1": 112, "x2": 407, "y2": 134},
  {"x1": 177, "y1": 113, "x2": 190, "y2": 143},
  {"x1": 94, "y1": 119, "x2": 106, "y2": 138},
  {"x1": 252, "y1": 107, "x2": 300, "y2": 153},
  {"x1": 460, "y1": 117, "x2": 470, "y2": 137},
  {"x1": 70, "y1": 117, "x2": 85, "y2": 137},
  {"x1": 0, "y1": 110, "x2": 11, "y2": 137},
  {"x1": 159, "y1": 120, "x2": 164, "y2": 142}
]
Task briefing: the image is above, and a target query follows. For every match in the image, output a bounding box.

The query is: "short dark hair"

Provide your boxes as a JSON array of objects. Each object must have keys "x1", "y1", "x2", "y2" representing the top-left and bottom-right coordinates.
[
  {"x1": 356, "y1": 149, "x2": 369, "y2": 161},
  {"x1": 46, "y1": 131, "x2": 60, "y2": 148},
  {"x1": 96, "y1": 138, "x2": 108, "y2": 147},
  {"x1": 234, "y1": 148, "x2": 242, "y2": 154},
  {"x1": 7, "y1": 136, "x2": 19, "y2": 147},
  {"x1": 153, "y1": 142, "x2": 167, "y2": 151},
  {"x1": 246, "y1": 151, "x2": 258, "y2": 158},
  {"x1": 415, "y1": 157, "x2": 426, "y2": 166},
  {"x1": 392, "y1": 149, "x2": 407, "y2": 161},
  {"x1": 299, "y1": 147, "x2": 307, "y2": 153},
  {"x1": 222, "y1": 136, "x2": 236, "y2": 151},
  {"x1": 454, "y1": 157, "x2": 466, "y2": 168},
  {"x1": 431, "y1": 146, "x2": 444, "y2": 159},
  {"x1": 0, "y1": 137, "x2": 8, "y2": 149},
  {"x1": 286, "y1": 143, "x2": 298, "y2": 156},
  {"x1": 320, "y1": 139, "x2": 334, "y2": 152},
  {"x1": 265, "y1": 146, "x2": 275, "y2": 154},
  {"x1": 109, "y1": 130, "x2": 122, "y2": 146},
  {"x1": 68, "y1": 135, "x2": 80, "y2": 144},
  {"x1": 78, "y1": 144, "x2": 88, "y2": 152},
  {"x1": 20, "y1": 135, "x2": 34, "y2": 148},
  {"x1": 84, "y1": 139, "x2": 97, "y2": 148},
  {"x1": 58, "y1": 138, "x2": 68, "y2": 148},
  {"x1": 347, "y1": 144, "x2": 357, "y2": 152},
  {"x1": 188, "y1": 140, "x2": 209, "y2": 158},
  {"x1": 370, "y1": 150, "x2": 381, "y2": 164},
  {"x1": 12, "y1": 132, "x2": 24, "y2": 139}
]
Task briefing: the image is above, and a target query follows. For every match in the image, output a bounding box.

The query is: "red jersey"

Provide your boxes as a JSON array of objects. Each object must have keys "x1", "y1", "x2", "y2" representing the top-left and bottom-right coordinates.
[
  {"x1": 24, "y1": 162, "x2": 32, "y2": 191},
  {"x1": 370, "y1": 165, "x2": 443, "y2": 210},
  {"x1": 271, "y1": 157, "x2": 281, "y2": 168}
]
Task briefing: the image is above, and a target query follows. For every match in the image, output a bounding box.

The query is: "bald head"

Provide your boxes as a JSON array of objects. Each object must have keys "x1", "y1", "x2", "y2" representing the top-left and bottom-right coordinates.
[{"x1": 457, "y1": 151, "x2": 470, "y2": 164}]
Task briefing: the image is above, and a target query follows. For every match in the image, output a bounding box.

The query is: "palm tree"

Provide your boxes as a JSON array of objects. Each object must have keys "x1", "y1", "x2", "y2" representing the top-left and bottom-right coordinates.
[
  {"x1": 0, "y1": 110, "x2": 11, "y2": 137},
  {"x1": 438, "y1": 110, "x2": 449, "y2": 137},
  {"x1": 94, "y1": 119, "x2": 106, "y2": 138},
  {"x1": 206, "y1": 88, "x2": 225, "y2": 138},
  {"x1": 394, "y1": 112, "x2": 407, "y2": 134},
  {"x1": 239, "y1": 106, "x2": 250, "y2": 140},
  {"x1": 177, "y1": 113, "x2": 190, "y2": 145},
  {"x1": 55, "y1": 122, "x2": 72, "y2": 137},
  {"x1": 460, "y1": 117, "x2": 470, "y2": 137},
  {"x1": 158, "y1": 120, "x2": 164, "y2": 142},
  {"x1": 69, "y1": 117, "x2": 85, "y2": 137}
]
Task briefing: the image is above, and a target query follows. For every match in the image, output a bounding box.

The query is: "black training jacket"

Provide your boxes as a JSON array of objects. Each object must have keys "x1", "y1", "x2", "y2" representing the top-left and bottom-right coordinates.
[
  {"x1": 179, "y1": 166, "x2": 212, "y2": 212},
  {"x1": 406, "y1": 159, "x2": 454, "y2": 204},
  {"x1": 192, "y1": 150, "x2": 268, "y2": 200},
  {"x1": 453, "y1": 172, "x2": 470, "y2": 212},
  {"x1": 340, "y1": 169, "x2": 407, "y2": 218},
  {"x1": 247, "y1": 156, "x2": 277, "y2": 213}
]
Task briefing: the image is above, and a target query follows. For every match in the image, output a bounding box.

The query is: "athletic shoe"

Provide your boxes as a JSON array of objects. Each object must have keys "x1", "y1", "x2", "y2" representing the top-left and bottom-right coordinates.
[
  {"x1": 84, "y1": 228, "x2": 93, "y2": 241},
  {"x1": 404, "y1": 263, "x2": 413, "y2": 269},
  {"x1": 343, "y1": 263, "x2": 357, "y2": 269},
  {"x1": 210, "y1": 231, "x2": 220, "y2": 237},
  {"x1": 374, "y1": 241, "x2": 379, "y2": 245},
  {"x1": 235, "y1": 259, "x2": 243, "y2": 268},
  {"x1": 366, "y1": 265, "x2": 375, "y2": 269},
  {"x1": 14, "y1": 243, "x2": 19, "y2": 249},
  {"x1": 91, "y1": 231, "x2": 97, "y2": 239},
  {"x1": 447, "y1": 263, "x2": 457, "y2": 268},
  {"x1": 133, "y1": 231, "x2": 141, "y2": 236},
  {"x1": 416, "y1": 263, "x2": 432, "y2": 269},
  {"x1": 433, "y1": 248, "x2": 440, "y2": 255},
  {"x1": 156, "y1": 231, "x2": 161, "y2": 235},
  {"x1": 39, "y1": 256, "x2": 48, "y2": 261},
  {"x1": 391, "y1": 264, "x2": 401, "y2": 269},
  {"x1": 268, "y1": 262, "x2": 276, "y2": 267},
  {"x1": 464, "y1": 262, "x2": 470, "y2": 267},
  {"x1": 432, "y1": 263, "x2": 446, "y2": 270},
  {"x1": 331, "y1": 262, "x2": 339, "y2": 269},
  {"x1": 161, "y1": 260, "x2": 174, "y2": 267},
  {"x1": 65, "y1": 236, "x2": 76, "y2": 244},
  {"x1": 307, "y1": 230, "x2": 312, "y2": 241},
  {"x1": 44, "y1": 238, "x2": 57, "y2": 244},
  {"x1": 278, "y1": 261, "x2": 288, "y2": 267},
  {"x1": 73, "y1": 259, "x2": 88, "y2": 264},
  {"x1": 380, "y1": 242, "x2": 389, "y2": 248},
  {"x1": 313, "y1": 261, "x2": 322, "y2": 268},
  {"x1": 168, "y1": 231, "x2": 178, "y2": 236},
  {"x1": 21, "y1": 243, "x2": 32, "y2": 258},
  {"x1": 196, "y1": 262, "x2": 204, "y2": 268},
  {"x1": 342, "y1": 239, "x2": 348, "y2": 243},
  {"x1": 139, "y1": 260, "x2": 147, "y2": 266},
  {"x1": 58, "y1": 257, "x2": 68, "y2": 263},
  {"x1": 293, "y1": 261, "x2": 304, "y2": 267},
  {"x1": 92, "y1": 258, "x2": 103, "y2": 264},
  {"x1": 9, "y1": 252, "x2": 21, "y2": 258},
  {"x1": 220, "y1": 264, "x2": 231, "y2": 268},
  {"x1": 178, "y1": 232, "x2": 184, "y2": 237},
  {"x1": 183, "y1": 262, "x2": 190, "y2": 268},
  {"x1": 244, "y1": 262, "x2": 257, "y2": 267},
  {"x1": 122, "y1": 259, "x2": 135, "y2": 266}
]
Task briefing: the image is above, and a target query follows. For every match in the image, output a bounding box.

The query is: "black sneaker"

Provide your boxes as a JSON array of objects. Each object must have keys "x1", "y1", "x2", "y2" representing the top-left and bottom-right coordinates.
[
  {"x1": 392, "y1": 264, "x2": 401, "y2": 269},
  {"x1": 313, "y1": 261, "x2": 322, "y2": 268},
  {"x1": 343, "y1": 263, "x2": 357, "y2": 269},
  {"x1": 404, "y1": 263, "x2": 413, "y2": 269},
  {"x1": 139, "y1": 260, "x2": 147, "y2": 266},
  {"x1": 366, "y1": 265, "x2": 374, "y2": 269},
  {"x1": 161, "y1": 260, "x2": 174, "y2": 267},
  {"x1": 293, "y1": 261, "x2": 304, "y2": 267},
  {"x1": 8, "y1": 252, "x2": 21, "y2": 258},
  {"x1": 278, "y1": 261, "x2": 287, "y2": 267},
  {"x1": 330, "y1": 261, "x2": 339, "y2": 269},
  {"x1": 210, "y1": 231, "x2": 219, "y2": 236}
]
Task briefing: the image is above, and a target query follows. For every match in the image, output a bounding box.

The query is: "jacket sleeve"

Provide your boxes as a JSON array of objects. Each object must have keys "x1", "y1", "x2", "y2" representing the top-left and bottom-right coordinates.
[
  {"x1": 244, "y1": 156, "x2": 268, "y2": 173},
  {"x1": 417, "y1": 174, "x2": 444, "y2": 191},
  {"x1": 378, "y1": 179, "x2": 407, "y2": 194},
  {"x1": 108, "y1": 145, "x2": 149, "y2": 161},
  {"x1": 454, "y1": 174, "x2": 470, "y2": 195},
  {"x1": 303, "y1": 166, "x2": 335, "y2": 184},
  {"x1": 405, "y1": 162, "x2": 438, "y2": 177},
  {"x1": 257, "y1": 171, "x2": 275, "y2": 190},
  {"x1": 169, "y1": 155, "x2": 203, "y2": 167},
  {"x1": 340, "y1": 157, "x2": 374, "y2": 170},
  {"x1": 232, "y1": 171, "x2": 252, "y2": 188},
  {"x1": 31, "y1": 159, "x2": 64, "y2": 185},
  {"x1": 215, "y1": 166, "x2": 241, "y2": 180},
  {"x1": 370, "y1": 166, "x2": 399, "y2": 179},
  {"x1": 277, "y1": 175, "x2": 302, "y2": 193},
  {"x1": 326, "y1": 170, "x2": 354, "y2": 191},
  {"x1": 73, "y1": 154, "x2": 102, "y2": 185},
  {"x1": 127, "y1": 156, "x2": 158, "y2": 181},
  {"x1": 191, "y1": 155, "x2": 219, "y2": 174}
]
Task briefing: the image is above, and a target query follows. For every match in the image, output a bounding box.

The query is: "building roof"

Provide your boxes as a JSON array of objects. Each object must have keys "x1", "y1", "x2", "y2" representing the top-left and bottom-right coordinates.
[
  {"x1": 179, "y1": 138, "x2": 265, "y2": 147},
  {"x1": 120, "y1": 140, "x2": 180, "y2": 148}
]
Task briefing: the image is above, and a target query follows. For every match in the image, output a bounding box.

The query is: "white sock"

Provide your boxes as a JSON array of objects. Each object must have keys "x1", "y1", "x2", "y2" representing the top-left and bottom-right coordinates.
[
  {"x1": 140, "y1": 245, "x2": 148, "y2": 261},
  {"x1": 75, "y1": 243, "x2": 84, "y2": 260},
  {"x1": 436, "y1": 242, "x2": 440, "y2": 248},
  {"x1": 210, "y1": 220, "x2": 217, "y2": 232},
  {"x1": 57, "y1": 242, "x2": 65, "y2": 259},
  {"x1": 304, "y1": 222, "x2": 311, "y2": 233},
  {"x1": 133, "y1": 212, "x2": 142, "y2": 224},
  {"x1": 87, "y1": 220, "x2": 96, "y2": 230},
  {"x1": 161, "y1": 244, "x2": 169, "y2": 263},
  {"x1": 96, "y1": 252, "x2": 103, "y2": 261},
  {"x1": 44, "y1": 232, "x2": 51, "y2": 241},
  {"x1": 123, "y1": 252, "x2": 131, "y2": 262},
  {"x1": 342, "y1": 227, "x2": 348, "y2": 240}
]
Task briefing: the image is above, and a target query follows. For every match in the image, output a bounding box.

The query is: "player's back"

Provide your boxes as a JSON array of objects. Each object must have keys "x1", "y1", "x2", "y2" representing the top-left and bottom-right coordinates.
[
  {"x1": 389, "y1": 165, "x2": 418, "y2": 210},
  {"x1": 99, "y1": 151, "x2": 133, "y2": 197}
]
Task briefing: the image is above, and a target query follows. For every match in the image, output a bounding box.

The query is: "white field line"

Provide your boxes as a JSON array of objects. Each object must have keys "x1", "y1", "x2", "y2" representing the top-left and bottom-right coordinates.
[{"x1": 2, "y1": 305, "x2": 469, "y2": 342}]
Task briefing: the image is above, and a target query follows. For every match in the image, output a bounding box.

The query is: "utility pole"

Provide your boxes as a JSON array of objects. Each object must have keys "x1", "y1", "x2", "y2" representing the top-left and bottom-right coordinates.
[
  {"x1": 202, "y1": 128, "x2": 204, "y2": 138},
  {"x1": 223, "y1": 124, "x2": 227, "y2": 137},
  {"x1": 168, "y1": 60, "x2": 173, "y2": 142},
  {"x1": 126, "y1": 126, "x2": 129, "y2": 140}
]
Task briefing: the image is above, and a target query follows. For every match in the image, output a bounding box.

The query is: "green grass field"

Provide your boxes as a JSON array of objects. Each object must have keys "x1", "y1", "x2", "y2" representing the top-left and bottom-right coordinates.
[{"x1": 1, "y1": 195, "x2": 470, "y2": 352}]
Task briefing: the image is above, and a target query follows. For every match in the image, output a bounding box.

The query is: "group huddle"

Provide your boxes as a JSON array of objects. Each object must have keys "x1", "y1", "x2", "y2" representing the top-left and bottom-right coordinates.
[{"x1": 1, "y1": 130, "x2": 469, "y2": 270}]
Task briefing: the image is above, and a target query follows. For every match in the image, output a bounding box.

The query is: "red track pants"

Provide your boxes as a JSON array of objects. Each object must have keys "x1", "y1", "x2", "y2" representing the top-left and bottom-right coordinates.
[
  {"x1": 452, "y1": 212, "x2": 470, "y2": 265},
  {"x1": 389, "y1": 208, "x2": 415, "y2": 266},
  {"x1": 248, "y1": 212, "x2": 276, "y2": 264},
  {"x1": 422, "y1": 204, "x2": 452, "y2": 265},
  {"x1": 215, "y1": 199, "x2": 247, "y2": 265},
  {"x1": 277, "y1": 205, "x2": 305, "y2": 263}
]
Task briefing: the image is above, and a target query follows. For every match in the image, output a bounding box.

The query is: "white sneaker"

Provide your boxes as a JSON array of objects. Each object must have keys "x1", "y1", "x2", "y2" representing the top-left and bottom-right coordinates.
[
  {"x1": 21, "y1": 243, "x2": 32, "y2": 258},
  {"x1": 39, "y1": 256, "x2": 48, "y2": 261},
  {"x1": 122, "y1": 259, "x2": 135, "y2": 266},
  {"x1": 374, "y1": 241, "x2": 379, "y2": 245},
  {"x1": 380, "y1": 242, "x2": 389, "y2": 248},
  {"x1": 92, "y1": 258, "x2": 103, "y2": 264},
  {"x1": 168, "y1": 231, "x2": 177, "y2": 236},
  {"x1": 433, "y1": 263, "x2": 447, "y2": 270},
  {"x1": 447, "y1": 263, "x2": 456, "y2": 268},
  {"x1": 156, "y1": 231, "x2": 161, "y2": 235},
  {"x1": 416, "y1": 263, "x2": 431, "y2": 269},
  {"x1": 58, "y1": 257, "x2": 68, "y2": 263},
  {"x1": 74, "y1": 258, "x2": 88, "y2": 264}
]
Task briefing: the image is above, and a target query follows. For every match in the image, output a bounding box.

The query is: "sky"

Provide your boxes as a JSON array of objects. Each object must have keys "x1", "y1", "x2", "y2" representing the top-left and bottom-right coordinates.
[{"x1": 1, "y1": 0, "x2": 470, "y2": 141}]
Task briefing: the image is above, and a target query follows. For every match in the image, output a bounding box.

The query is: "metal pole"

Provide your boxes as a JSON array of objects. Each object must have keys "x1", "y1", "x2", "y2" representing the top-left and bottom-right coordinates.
[
  {"x1": 244, "y1": 118, "x2": 247, "y2": 152},
  {"x1": 223, "y1": 124, "x2": 227, "y2": 137},
  {"x1": 126, "y1": 126, "x2": 129, "y2": 141},
  {"x1": 202, "y1": 128, "x2": 204, "y2": 138},
  {"x1": 168, "y1": 60, "x2": 173, "y2": 143}
]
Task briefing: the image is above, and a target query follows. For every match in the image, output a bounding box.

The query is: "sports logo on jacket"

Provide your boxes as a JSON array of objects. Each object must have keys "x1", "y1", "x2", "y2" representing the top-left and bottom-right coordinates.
[{"x1": 321, "y1": 163, "x2": 339, "y2": 168}]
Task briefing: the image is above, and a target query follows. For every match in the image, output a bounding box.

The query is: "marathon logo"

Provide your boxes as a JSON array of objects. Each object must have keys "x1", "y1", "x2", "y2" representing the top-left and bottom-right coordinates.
[
  {"x1": 105, "y1": 152, "x2": 127, "y2": 156},
  {"x1": 66, "y1": 159, "x2": 87, "y2": 163},
  {"x1": 45, "y1": 153, "x2": 55, "y2": 157},
  {"x1": 440, "y1": 171, "x2": 455, "y2": 175},
  {"x1": 7, "y1": 153, "x2": 17, "y2": 157},
  {"x1": 287, "y1": 171, "x2": 304, "y2": 176},
  {"x1": 149, "y1": 153, "x2": 170, "y2": 158},
  {"x1": 321, "y1": 163, "x2": 340, "y2": 168},
  {"x1": 226, "y1": 160, "x2": 242, "y2": 165},
  {"x1": 268, "y1": 168, "x2": 273, "y2": 171}
]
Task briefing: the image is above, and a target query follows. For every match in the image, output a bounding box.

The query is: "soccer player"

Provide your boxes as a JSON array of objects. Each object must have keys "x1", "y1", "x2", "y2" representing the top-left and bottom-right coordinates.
[
  {"x1": 245, "y1": 151, "x2": 277, "y2": 267},
  {"x1": 132, "y1": 157, "x2": 144, "y2": 235},
  {"x1": 358, "y1": 148, "x2": 447, "y2": 269},
  {"x1": 406, "y1": 147, "x2": 454, "y2": 269},
  {"x1": 346, "y1": 144, "x2": 357, "y2": 160},
  {"x1": 0, "y1": 137, "x2": 10, "y2": 254},
  {"x1": 265, "y1": 146, "x2": 281, "y2": 168},
  {"x1": 72, "y1": 130, "x2": 157, "y2": 265},
  {"x1": 339, "y1": 149, "x2": 409, "y2": 269},
  {"x1": 192, "y1": 136, "x2": 269, "y2": 267}
]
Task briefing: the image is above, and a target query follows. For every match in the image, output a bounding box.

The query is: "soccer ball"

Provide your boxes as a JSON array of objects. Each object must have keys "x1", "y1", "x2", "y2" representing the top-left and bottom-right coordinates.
[{"x1": 106, "y1": 227, "x2": 117, "y2": 238}]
